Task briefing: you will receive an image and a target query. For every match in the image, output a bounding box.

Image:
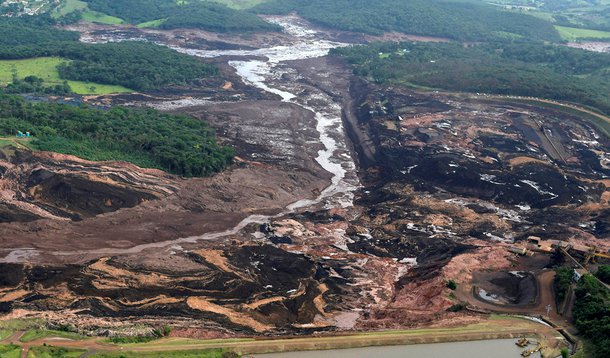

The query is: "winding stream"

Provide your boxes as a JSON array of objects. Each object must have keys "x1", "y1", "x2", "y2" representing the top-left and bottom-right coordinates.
[{"x1": 40, "y1": 15, "x2": 360, "y2": 258}]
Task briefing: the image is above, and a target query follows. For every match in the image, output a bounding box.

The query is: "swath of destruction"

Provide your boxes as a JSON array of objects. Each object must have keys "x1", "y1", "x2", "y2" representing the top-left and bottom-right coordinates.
[{"x1": 1, "y1": 1, "x2": 610, "y2": 358}]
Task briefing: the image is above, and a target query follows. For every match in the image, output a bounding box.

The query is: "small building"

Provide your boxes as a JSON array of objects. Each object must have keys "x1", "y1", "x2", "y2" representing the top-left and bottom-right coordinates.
[{"x1": 573, "y1": 268, "x2": 588, "y2": 282}]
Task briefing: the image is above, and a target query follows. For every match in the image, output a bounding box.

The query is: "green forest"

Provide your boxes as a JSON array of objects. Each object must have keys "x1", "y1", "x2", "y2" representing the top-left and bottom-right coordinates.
[
  {"x1": 0, "y1": 17, "x2": 218, "y2": 91},
  {"x1": 332, "y1": 41, "x2": 610, "y2": 115},
  {"x1": 0, "y1": 94, "x2": 234, "y2": 176},
  {"x1": 54, "y1": 42, "x2": 218, "y2": 91},
  {"x1": 573, "y1": 274, "x2": 610, "y2": 358},
  {"x1": 253, "y1": 0, "x2": 561, "y2": 42},
  {"x1": 83, "y1": 0, "x2": 280, "y2": 32},
  {"x1": 0, "y1": 15, "x2": 78, "y2": 47}
]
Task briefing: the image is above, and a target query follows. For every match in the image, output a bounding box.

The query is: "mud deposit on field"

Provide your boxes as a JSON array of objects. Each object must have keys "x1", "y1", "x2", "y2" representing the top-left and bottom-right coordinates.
[{"x1": 1, "y1": 16, "x2": 610, "y2": 336}]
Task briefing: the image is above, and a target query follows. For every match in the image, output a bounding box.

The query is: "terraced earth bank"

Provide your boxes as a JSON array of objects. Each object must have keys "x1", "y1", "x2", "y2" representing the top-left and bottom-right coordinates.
[{"x1": 0, "y1": 16, "x2": 609, "y2": 337}]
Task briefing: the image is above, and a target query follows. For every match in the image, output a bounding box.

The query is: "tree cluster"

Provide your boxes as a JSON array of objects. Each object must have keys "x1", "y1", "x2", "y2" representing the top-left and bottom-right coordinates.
[
  {"x1": 573, "y1": 274, "x2": 610, "y2": 358},
  {"x1": 55, "y1": 41, "x2": 219, "y2": 91},
  {"x1": 84, "y1": 0, "x2": 280, "y2": 32},
  {"x1": 0, "y1": 94, "x2": 234, "y2": 177},
  {"x1": 2, "y1": 75, "x2": 72, "y2": 96},
  {"x1": 332, "y1": 40, "x2": 610, "y2": 115},
  {"x1": 254, "y1": 0, "x2": 560, "y2": 42},
  {"x1": 0, "y1": 41, "x2": 219, "y2": 91}
]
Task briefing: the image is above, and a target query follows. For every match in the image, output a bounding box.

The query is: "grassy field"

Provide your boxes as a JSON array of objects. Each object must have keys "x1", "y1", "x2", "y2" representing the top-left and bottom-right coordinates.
[
  {"x1": 0, "y1": 330, "x2": 12, "y2": 340},
  {"x1": 555, "y1": 25, "x2": 610, "y2": 41},
  {"x1": 90, "y1": 348, "x2": 227, "y2": 358},
  {"x1": 52, "y1": 0, "x2": 88, "y2": 17},
  {"x1": 208, "y1": 0, "x2": 268, "y2": 10},
  {"x1": 137, "y1": 19, "x2": 168, "y2": 28},
  {"x1": 0, "y1": 57, "x2": 132, "y2": 95},
  {"x1": 81, "y1": 10, "x2": 125, "y2": 25},
  {"x1": 27, "y1": 346, "x2": 86, "y2": 358},
  {"x1": 0, "y1": 345, "x2": 21, "y2": 358},
  {"x1": 20, "y1": 329, "x2": 84, "y2": 343}
]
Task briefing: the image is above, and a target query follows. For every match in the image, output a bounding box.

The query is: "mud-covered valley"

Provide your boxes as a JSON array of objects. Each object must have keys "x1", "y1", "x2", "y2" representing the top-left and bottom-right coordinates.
[{"x1": 1, "y1": 16, "x2": 609, "y2": 339}]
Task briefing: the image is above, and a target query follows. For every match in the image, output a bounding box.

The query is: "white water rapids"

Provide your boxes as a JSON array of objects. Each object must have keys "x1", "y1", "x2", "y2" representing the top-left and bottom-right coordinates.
[{"x1": 0, "y1": 16, "x2": 360, "y2": 261}]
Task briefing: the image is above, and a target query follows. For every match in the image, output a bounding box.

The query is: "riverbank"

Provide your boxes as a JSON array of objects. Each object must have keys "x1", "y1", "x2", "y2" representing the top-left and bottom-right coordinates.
[{"x1": 0, "y1": 316, "x2": 563, "y2": 357}]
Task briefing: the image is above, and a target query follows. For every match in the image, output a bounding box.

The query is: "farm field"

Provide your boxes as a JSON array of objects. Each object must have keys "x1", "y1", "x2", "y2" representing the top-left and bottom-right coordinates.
[
  {"x1": 136, "y1": 19, "x2": 167, "y2": 28},
  {"x1": 556, "y1": 25, "x2": 610, "y2": 41},
  {"x1": 0, "y1": 57, "x2": 132, "y2": 94},
  {"x1": 81, "y1": 10, "x2": 125, "y2": 24}
]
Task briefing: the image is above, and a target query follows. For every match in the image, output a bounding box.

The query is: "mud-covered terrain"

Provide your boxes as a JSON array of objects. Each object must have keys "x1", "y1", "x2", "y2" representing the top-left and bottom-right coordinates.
[
  {"x1": 0, "y1": 146, "x2": 177, "y2": 223},
  {"x1": 1, "y1": 15, "x2": 609, "y2": 338}
]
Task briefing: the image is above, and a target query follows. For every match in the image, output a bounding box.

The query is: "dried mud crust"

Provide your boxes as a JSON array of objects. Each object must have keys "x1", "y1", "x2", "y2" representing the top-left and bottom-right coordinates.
[
  {"x1": 0, "y1": 243, "x2": 345, "y2": 334},
  {"x1": 2, "y1": 52, "x2": 610, "y2": 336}
]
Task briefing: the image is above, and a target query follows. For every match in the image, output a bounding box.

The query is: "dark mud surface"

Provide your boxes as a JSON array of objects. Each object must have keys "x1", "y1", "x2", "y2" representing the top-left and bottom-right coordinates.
[{"x1": 1, "y1": 16, "x2": 610, "y2": 337}]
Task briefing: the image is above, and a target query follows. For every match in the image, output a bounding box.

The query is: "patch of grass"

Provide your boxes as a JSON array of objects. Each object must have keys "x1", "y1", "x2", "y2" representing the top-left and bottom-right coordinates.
[
  {"x1": 106, "y1": 336, "x2": 159, "y2": 344},
  {"x1": 208, "y1": 0, "x2": 268, "y2": 9},
  {"x1": 0, "y1": 330, "x2": 12, "y2": 340},
  {"x1": 0, "y1": 57, "x2": 132, "y2": 94},
  {"x1": 555, "y1": 25, "x2": 610, "y2": 41},
  {"x1": 20, "y1": 330, "x2": 84, "y2": 343},
  {"x1": 67, "y1": 81, "x2": 132, "y2": 95},
  {"x1": 89, "y1": 348, "x2": 228, "y2": 358},
  {"x1": 81, "y1": 10, "x2": 125, "y2": 25},
  {"x1": 116, "y1": 337, "x2": 254, "y2": 347},
  {"x1": 27, "y1": 346, "x2": 86, "y2": 358},
  {"x1": 53, "y1": 0, "x2": 88, "y2": 17},
  {"x1": 0, "y1": 344, "x2": 21, "y2": 358},
  {"x1": 136, "y1": 19, "x2": 167, "y2": 28},
  {"x1": 0, "y1": 319, "x2": 44, "y2": 332}
]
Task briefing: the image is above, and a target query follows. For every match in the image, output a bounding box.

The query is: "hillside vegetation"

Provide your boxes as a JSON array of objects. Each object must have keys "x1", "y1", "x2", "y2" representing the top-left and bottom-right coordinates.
[
  {"x1": 332, "y1": 41, "x2": 610, "y2": 114},
  {"x1": 0, "y1": 17, "x2": 218, "y2": 92},
  {"x1": 487, "y1": 0, "x2": 610, "y2": 33},
  {"x1": 83, "y1": 0, "x2": 280, "y2": 32},
  {"x1": 0, "y1": 94, "x2": 234, "y2": 177},
  {"x1": 254, "y1": 0, "x2": 561, "y2": 42},
  {"x1": 573, "y1": 275, "x2": 610, "y2": 358}
]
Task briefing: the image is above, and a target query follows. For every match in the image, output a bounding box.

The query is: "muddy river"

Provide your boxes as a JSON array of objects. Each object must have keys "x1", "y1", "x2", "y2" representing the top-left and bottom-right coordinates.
[
  {"x1": 252, "y1": 339, "x2": 543, "y2": 358},
  {"x1": 36, "y1": 15, "x2": 360, "y2": 258}
]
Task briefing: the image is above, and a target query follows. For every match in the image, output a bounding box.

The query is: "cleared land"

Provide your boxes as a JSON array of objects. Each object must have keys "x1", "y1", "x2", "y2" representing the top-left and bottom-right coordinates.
[
  {"x1": 137, "y1": 19, "x2": 167, "y2": 28},
  {"x1": 555, "y1": 25, "x2": 610, "y2": 41},
  {"x1": 81, "y1": 10, "x2": 125, "y2": 25},
  {"x1": 0, "y1": 57, "x2": 132, "y2": 94},
  {"x1": 208, "y1": 0, "x2": 268, "y2": 10}
]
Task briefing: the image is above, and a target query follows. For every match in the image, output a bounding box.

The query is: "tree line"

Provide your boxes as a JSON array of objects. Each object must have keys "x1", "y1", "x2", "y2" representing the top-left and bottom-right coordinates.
[
  {"x1": 83, "y1": 0, "x2": 280, "y2": 32},
  {"x1": 253, "y1": 0, "x2": 561, "y2": 42},
  {"x1": 332, "y1": 40, "x2": 610, "y2": 115},
  {"x1": 0, "y1": 17, "x2": 219, "y2": 91}
]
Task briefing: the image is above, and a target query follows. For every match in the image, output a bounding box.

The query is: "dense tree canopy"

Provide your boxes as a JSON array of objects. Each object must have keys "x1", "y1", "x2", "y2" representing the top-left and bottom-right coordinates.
[
  {"x1": 573, "y1": 274, "x2": 610, "y2": 358},
  {"x1": 332, "y1": 40, "x2": 610, "y2": 115},
  {"x1": 84, "y1": 0, "x2": 280, "y2": 32},
  {"x1": 254, "y1": 0, "x2": 561, "y2": 42},
  {"x1": 597, "y1": 265, "x2": 610, "y2": 285},
  {"x1": 0, "y1": 17, "x2": 218, "y2": 91},
  {"x1": 0, "y1": 94, "x2": 234, "y2": 177},
  {"x1": 0, "y1": 16, "x2": 78, "y2": 47},
  {"x1": 55, "y1": 42, "x2": 219, "y2": 91}
]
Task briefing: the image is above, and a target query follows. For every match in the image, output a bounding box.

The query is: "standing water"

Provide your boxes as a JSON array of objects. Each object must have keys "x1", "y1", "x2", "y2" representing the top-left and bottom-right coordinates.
[{"x1": 252, "y1": 339, "x2": 543, "y2": 358}]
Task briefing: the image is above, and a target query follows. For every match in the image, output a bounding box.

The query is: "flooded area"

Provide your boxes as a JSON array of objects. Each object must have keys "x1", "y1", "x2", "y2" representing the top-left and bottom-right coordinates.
[
  {"x1": 252, "y1": 339, "x2": 542, "y2": 358},
  {"x1": 42, "y1": 15, "x2": 361, "y2": 258}
]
